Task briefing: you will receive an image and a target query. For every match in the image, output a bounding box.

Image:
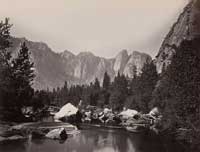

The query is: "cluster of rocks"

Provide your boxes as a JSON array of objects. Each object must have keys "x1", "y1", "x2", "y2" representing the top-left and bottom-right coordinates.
[
  {"x1": 80, "y1": 107, "x2": 122, "y2": 126},
  {"x1": 66, "y1": 105, "x2": 162, "y2": 133}
]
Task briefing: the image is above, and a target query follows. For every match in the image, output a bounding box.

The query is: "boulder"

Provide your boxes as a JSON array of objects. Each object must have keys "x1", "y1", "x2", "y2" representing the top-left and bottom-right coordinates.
[
  {"x1": 119, "y1": 109, "x2": 138, "y2": 119},
  {"x1": 149, "y1": 107, "x2": 160, "y2": 118},
  {"x1": 54, "y1": 103, "x2": 78, "y2": 120},
  {"x1": 45, "y1": 128, "x2": 68, "y2": 140}
]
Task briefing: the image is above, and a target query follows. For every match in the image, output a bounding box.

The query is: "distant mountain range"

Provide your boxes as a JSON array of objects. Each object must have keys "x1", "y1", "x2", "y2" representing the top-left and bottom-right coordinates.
[{"x1": 9, "y1": 37, "x2": 152, "y2": 90}]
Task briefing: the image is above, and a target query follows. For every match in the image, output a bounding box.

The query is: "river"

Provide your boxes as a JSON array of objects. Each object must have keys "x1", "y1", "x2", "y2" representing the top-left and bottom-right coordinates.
[{"x1": 0, "y1": 127, "x2": 183, "y2": 152}]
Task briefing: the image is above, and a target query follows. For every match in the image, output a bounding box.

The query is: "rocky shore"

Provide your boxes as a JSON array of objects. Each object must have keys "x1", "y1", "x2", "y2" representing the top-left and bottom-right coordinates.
[{"x1": 0, "y1": 121, "x2": 79, "y2": 143}]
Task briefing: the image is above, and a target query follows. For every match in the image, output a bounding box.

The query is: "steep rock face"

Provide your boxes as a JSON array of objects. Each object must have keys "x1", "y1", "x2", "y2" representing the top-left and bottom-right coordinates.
[
  {"x1": 123, "y1": 51, "x2": 152, "y2": 77},
  {"x1": 62, "y1": 52, "x2": 115, "y2": 84},
  {"x1": 155, "y1": 0, "x2": 200, "y2": 73},
  {"x1": 94, "y1": 58, "x2": 115, "y2": 83},
  {"x1": 74, "y1": 52, "x2": 101, "y2": 82},
  {"x1": 113, "y1": 50, "x2": 129, "y2": 75}
]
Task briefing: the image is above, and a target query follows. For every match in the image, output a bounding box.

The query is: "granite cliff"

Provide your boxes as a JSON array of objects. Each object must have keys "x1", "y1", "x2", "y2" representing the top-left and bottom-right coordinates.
[{"x1": 155, "y1": 0, "x2": 200, "y2": 73}]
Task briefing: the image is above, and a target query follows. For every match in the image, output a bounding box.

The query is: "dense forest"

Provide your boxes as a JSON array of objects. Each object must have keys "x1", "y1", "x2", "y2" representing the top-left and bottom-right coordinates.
[{"x1": 0, "y1": 18, "x2": 200, "y2": 151}]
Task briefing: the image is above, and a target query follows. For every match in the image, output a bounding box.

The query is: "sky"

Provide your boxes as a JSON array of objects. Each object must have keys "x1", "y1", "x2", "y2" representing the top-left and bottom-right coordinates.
[{"x1": 0, "y1": 0, "x2": 188, "y2": 58}]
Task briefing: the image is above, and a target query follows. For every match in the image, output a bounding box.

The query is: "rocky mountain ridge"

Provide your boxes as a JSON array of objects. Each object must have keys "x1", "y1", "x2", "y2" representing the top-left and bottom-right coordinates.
[{"x1": 10, "y1": 37, "x2": 152, "y2": 90}]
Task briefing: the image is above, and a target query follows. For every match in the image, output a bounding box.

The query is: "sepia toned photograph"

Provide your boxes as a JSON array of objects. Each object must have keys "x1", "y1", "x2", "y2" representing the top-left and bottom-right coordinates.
[{"x1": 0, "y1": 0, "x2": 200, "y2": 152}]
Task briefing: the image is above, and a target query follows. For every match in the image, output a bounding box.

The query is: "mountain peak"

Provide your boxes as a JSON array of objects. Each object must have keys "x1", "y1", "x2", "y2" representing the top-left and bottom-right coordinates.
[
  {"x1": 63, "y1": 50, "x2": 74, "y2": 54},
  {"x1": 118, "y1": 49, "x2": 128, "y2": 56},
  {"x1": 77, "y1": 52, "x2": 95, "y2": 57},
  {"x1": 131, "y1": 51, "x2": 144, "y2": 56},
  {"x1": 60, "y1": 50, "x2": 75, "y2": 59}
]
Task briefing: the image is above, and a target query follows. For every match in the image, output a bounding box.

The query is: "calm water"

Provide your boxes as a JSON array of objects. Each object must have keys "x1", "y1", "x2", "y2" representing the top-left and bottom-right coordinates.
[{"x1": 0, "y1": 128, "x2": 182, "y2": 152}]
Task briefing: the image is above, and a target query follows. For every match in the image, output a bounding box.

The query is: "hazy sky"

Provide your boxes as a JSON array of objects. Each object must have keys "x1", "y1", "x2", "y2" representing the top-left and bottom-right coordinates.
[{"x1": 0, "y1": 0, "x2": 188, "y2": 58}]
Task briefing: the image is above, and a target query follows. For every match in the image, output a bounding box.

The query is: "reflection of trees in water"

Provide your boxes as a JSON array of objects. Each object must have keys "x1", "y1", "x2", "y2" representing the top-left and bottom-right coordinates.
[
  {"x1": 65, "y1": 128, "x2": 116, "y2": 152},
  {"x1": 111, "y1": 131, "x2": 129, "y2": 152},
  {"x1": 80, "y1": 129, "x2": 129, "y2": 152},
  {"x1": 2, "y1": 129, "x2": 182, "y2": 152},
  {"x1": 95, "y1": 129, "x2": 110, "y2": 147},
  {"x1": 62, "y1": 130, "x2": 100, "y2": 152},
  {"x1": 128, "y1": 133, "x2": 166, "y2": 152},
  {"x1": 128, "y1": 133, "x2": 145, "y2": 152},
  {"x1": 31, "y1": 139, "x2": 45, "y2": 145},
  {"x1": 68, "y1": 129, "x2": 155, "y2": 152},
  {"x1": 80, "y1": 128, "x2": 110, "y2": 151}
]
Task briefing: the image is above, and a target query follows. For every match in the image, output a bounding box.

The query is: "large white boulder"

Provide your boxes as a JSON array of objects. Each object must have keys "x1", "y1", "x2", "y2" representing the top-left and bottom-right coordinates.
[
  {"x1": 119, "y1": 109, "x2": 138, "y2": 119},
  {"x1": 54, "y1": 103, "x2": 78, "y2": 120},
  {"x1": 103, "y1": 108, "x2": 112, "y2": 114},
  {"x1": 45, "y1": 128, "x2": 67, "y2": 140}
]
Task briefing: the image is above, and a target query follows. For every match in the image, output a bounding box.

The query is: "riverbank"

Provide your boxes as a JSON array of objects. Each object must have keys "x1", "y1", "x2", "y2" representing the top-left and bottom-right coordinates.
[
  {"x1": 0, "y1": 124, "x2": 186, "y2": 152},
  {"x1": 1, "y1": 120, "x2": 197, "y2": 152},
  {"x1": 0, "y1": 121, "x2": 80, "y2": 143}
]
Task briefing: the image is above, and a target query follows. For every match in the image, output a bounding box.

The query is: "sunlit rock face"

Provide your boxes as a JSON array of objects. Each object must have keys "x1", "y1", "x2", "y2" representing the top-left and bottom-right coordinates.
[
  {"x1": 10, "y1": 38, "x2": 151, "y2": 90},
  {"x1": 72, "y1": 52, "x2": 112, "y2": 84},
  {"x1": 113, "y1": 50, "x2": 152, "y2": 78},
  {"x1": 155, "y1": 0, "x2": 200, "y2": 73},
  {"x1": 123, "y1": 51, "x2": 152, "y2": 77},
  {"x1": 113, "y1": 49, "x2": 129, "y2": 75}
]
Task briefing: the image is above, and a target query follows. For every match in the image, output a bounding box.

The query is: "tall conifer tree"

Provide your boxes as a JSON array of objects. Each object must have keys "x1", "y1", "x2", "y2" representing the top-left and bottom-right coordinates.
[{"x1": 11, "y1": 42, "x2": 35, "y2": 111}]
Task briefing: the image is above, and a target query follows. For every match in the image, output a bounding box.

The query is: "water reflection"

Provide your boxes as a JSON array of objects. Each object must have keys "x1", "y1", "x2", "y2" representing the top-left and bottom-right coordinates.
[{"x1": 0, "y1": 128, "x2": 173, "y2": 152}]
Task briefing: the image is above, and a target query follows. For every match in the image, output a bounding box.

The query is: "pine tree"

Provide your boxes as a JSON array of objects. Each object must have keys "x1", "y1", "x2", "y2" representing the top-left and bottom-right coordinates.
[
  {"x1": 94, "y1": 77, "x2": 100, "y2": 90},
  {"x1": 60, "y1": 81, "x2": 68, "y2": 104},
  {"x1": 11, "y1": 42, "x2": 35, "y2": 112},
  {"x1": 126, "y1": 72, "x2": 140, "y2": 109},
  {"x1": 0, "y1": 18, "x2": 12, "y2": 87},
  {"x1": 101, "y1": 72, "x2": 111, "y2": 106},
  {"x1": 109, "y1": 73, "x2": 128, "y2": 110},
  {"x1": 137, "y1": 62, "x2": 158, "y2": 112},
  {"x1": 0, "y1": 18, "x2": 13, "y2": 119},
  {"x1": 0, "y1": 18, "x2": 12, "y2": 64},
  {"x1": 109, "y1": 89, "x2": 122, "y2": 111},
  {"x1": 103, "y1": 72, "x2": 110, "y2": 90}
]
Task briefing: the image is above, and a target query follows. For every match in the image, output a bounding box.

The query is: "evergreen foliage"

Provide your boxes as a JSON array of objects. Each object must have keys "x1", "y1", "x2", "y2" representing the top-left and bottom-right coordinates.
[
  {"x1": 153, "y1": 38, "x2": 200, "y2": 129},
  {"x1": 103, "y1": 71, "x2": 110, "y2": 90},
  {"x1": 11, "y1": 42, "x2": 35, "y2": 110},
  {"x1": 0, "y1": 19, "x2": 36, "y2": 121},
  {"x1": 0, "y1": 19, "x2": 15, "y2": 120},
  {"x1": 151, "y1": 38, "x2": 200, "y2": 151},
  {"x1": 138, "y1": 62, "x2": 158, "y2": 112}
]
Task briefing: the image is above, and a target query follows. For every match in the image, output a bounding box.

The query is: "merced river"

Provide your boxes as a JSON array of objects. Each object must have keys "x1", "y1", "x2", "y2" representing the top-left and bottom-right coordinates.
[{"x1": 0, "y1": 127, "x2": 184, "y2": 152}]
